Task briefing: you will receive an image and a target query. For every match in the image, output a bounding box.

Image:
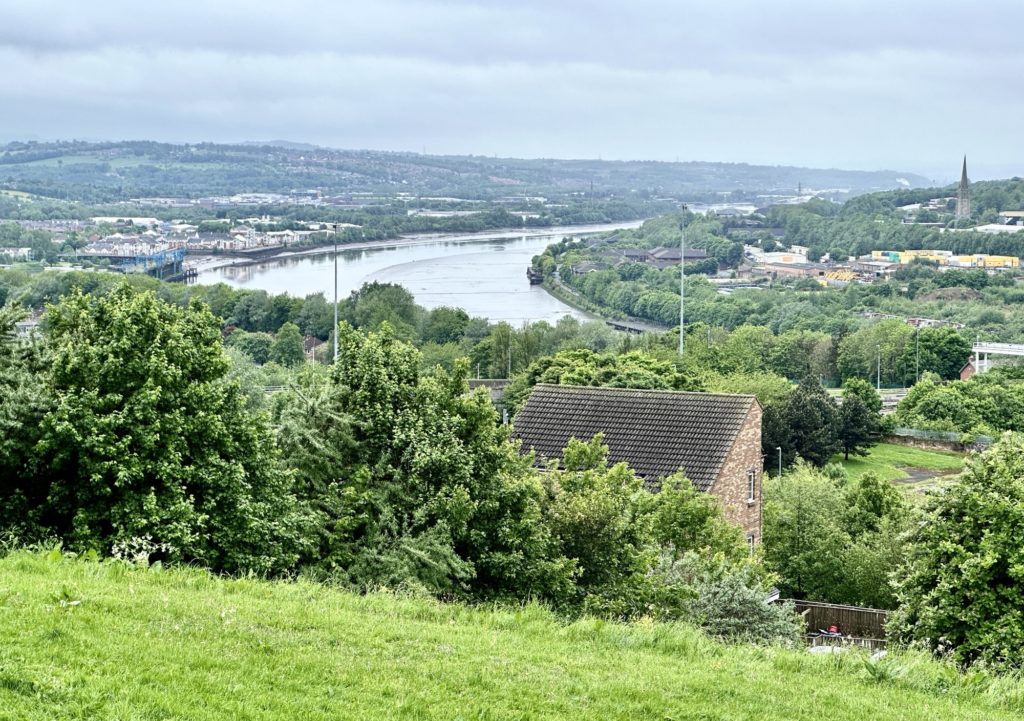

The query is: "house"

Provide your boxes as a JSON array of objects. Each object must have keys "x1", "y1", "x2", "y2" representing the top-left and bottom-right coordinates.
[
  {"x1": 304, "y1": 335, "x2": 325, "y2": 362},
  {"x1": 960, "y1": 359, "x2": 976, "y2": 381},
  {"x1": 570, "y1": 261, "x2": 609, "y2": 275},
  {"x1": 647, "y1": 246, "x2": 709, "y2": 269},
  {"x1": 608, "y1": 247, "x2": 651, "y2": 264},
  {"x1": 512, "y1": 384, "x2": 763, "y2": 544}
]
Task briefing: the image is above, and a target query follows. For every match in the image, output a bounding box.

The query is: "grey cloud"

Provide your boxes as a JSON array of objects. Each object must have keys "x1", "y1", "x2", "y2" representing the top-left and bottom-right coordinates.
[{"x1": 1, "y1": 1, "x2": 1023, "y2": 176}]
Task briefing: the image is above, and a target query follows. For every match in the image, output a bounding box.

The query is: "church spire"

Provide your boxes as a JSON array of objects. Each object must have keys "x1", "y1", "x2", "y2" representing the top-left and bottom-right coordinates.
[{"x1": 956, "y1": 156, "x2": 971, "y2": 220}]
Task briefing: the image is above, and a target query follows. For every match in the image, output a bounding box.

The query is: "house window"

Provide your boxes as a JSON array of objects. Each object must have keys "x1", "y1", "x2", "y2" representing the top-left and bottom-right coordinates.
[
  {"x1": 747, "y1": 469, "x2": 756, "y2": 503},
  {"x1": 747, "y1": 533, "x2": 756, "y2": 554}
]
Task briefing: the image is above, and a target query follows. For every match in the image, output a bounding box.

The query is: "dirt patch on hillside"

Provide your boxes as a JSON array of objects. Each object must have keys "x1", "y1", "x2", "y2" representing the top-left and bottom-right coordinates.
[
  {"x1": 917, "y1": 287, "x2": 983, "y2": 302},
  {"x1": 896, "y1": 466, "x2": 961, "y2": 493}
]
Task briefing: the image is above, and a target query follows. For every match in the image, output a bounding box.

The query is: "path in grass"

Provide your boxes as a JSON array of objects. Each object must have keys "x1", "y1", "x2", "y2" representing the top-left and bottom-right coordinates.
[{"x1": 835, "y1": 442, "x2": 965, "y2": 488}]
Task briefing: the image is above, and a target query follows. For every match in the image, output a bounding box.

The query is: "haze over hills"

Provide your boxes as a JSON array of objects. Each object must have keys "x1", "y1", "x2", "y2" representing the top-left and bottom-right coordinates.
[{"x1": 0, "y1": 139, "x2": 929, "y2": 204}]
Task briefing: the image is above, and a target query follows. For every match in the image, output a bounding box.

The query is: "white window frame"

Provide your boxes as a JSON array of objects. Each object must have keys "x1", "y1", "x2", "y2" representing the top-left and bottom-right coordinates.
[{"x1": 746, "y1": 469, "x2": 756, "y2": 503}]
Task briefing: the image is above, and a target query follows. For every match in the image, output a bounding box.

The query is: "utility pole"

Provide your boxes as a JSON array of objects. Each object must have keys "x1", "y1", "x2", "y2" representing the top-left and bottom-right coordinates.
[
  {"x1": 332, "y1": 223, "x2": 339, "y2": 362},
  {"x1": 876, "y1": 344, "x2": 881, "y2": 392},
  {"x1": 679, "y1": 224, "x2": 685, "y2": 356},
  {"x1": 915, "y1": 328, "x2": 920, "y2": 384}
]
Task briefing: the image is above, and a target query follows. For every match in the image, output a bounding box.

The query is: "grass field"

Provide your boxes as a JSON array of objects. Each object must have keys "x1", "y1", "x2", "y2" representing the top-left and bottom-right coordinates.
[
  {"x1": 1, "y1": 550, "x2": 1021, "y2": 720},
  {"x1": 835, "y1": 442, "x2": 965, "y2": 484}
]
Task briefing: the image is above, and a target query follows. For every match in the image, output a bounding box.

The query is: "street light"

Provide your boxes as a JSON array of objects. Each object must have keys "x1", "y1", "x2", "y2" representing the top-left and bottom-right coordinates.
[
  {"x1": 876, "y1": 344, "x2": 881, "y2": 392},
  {"x1": 331, "y1": 223, "x2": 339, "y2": 362},
  {"x1": 915, "y1": 328, "x2": 920, "y2": 384},
  {"x1": 679, "y1": 222, "x2": 685, "y2": 357}
]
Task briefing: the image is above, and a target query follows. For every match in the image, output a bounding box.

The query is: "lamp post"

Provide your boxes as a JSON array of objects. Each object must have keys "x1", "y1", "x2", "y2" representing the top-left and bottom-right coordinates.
[
  {"x1": 679, "y1": 223, "x2": 685, "y2": 356},
  {"x1": 915, "y1": 328, "x2": 920, "y2": 384},
  {"x1": 331, "y1": 223, "x2": 339, "y2": 362},
  {"x1": 876, "y1": 344, "x2": 881, "y2": 392}
]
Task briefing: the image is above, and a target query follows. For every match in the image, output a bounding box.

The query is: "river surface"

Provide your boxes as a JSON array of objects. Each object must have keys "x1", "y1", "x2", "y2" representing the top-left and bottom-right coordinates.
[{"x1": 195, "y1": 222, "x2": 642, "y2": 325}]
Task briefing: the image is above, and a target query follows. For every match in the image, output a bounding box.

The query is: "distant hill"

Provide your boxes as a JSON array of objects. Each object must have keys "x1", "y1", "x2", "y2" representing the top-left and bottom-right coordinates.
[
  {"x1": 239, "y1": 139, "x2": 322, "y2": 151},
  {"x1": 0, "y1": 139, "x2": 930, "y2": 203},
  {"x1": 1, "y1": 550, "x2": 1019, "y2": 720}
]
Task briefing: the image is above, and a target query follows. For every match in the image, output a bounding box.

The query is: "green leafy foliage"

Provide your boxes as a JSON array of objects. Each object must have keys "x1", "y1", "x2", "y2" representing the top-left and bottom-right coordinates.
[
  {"x1": 839, "y1": 379, "x2": 884, "y2": 460},
  {"x1": 269, "y1": 321, "x2": 305, "y2": 367},
  {"x1": 504, "y1": 347, "x2": 702, "y2": 413},
  {"x1": 763, "y1": 463, "x2": 908, "y2": 608},
  {"x1": 277, "y1": 321, "x2": 573, "y2": 599},
  {"x1": 0, "y1": 305, "x2": 52, "y2": 505},
  {"x1": 5, "y1": 285, "x2": 306, "y2": 574},
  {"x1": 890, "y1": 433, "x2": 1024, "y2": 668},
  {"x1": 783, "y1": 377, "x2": 841, "y2": 466},
  {"x1": 895, "y1": 371, "x2": 1024, "y2": 434}
]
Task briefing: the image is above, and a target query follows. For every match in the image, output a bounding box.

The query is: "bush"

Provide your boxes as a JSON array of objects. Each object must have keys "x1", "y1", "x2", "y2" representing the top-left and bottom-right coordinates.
[
  {"x1": 890, "y1": 433, "x2": 1024, "y2": 668},
  {"x1": 657, "y1": 551, "x2": 802, "y2": 645}
]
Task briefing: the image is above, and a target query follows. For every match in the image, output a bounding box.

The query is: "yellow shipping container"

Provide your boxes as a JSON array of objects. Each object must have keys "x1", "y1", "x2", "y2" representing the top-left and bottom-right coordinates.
[{"x1": 983, "y1": 256, "x2": 1020, "y2": 268}]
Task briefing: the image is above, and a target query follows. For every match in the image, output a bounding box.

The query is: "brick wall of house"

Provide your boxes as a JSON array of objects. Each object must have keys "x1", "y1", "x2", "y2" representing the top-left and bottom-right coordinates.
[{"x1": 708, "y1": 403, "x2": 763, "y2": 544}]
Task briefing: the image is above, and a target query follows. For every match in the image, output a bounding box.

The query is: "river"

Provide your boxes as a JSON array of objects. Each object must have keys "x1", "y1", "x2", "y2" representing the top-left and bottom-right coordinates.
[{"x1": 194, "y1": 221, "x2": 642, "y2": 325}]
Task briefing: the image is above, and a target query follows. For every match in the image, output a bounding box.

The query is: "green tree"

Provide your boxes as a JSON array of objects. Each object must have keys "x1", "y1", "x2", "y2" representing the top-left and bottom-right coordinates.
[
  {"x1": 230, "y1": 291, "x2": 273, "y2": 332},
  {"x1": 0, "y1": 306, "x2": 51, "y2": 514},
  {"x1": 890, "y1": 433, "x2": 1024, "y2": 667},
  {"x1": 270, "y1": 322, "x2": 306, "y2": 367},
  {"x1": 227, "y1": 329, "x2": 273, "y2": 364},
  {"x1": 340, "y1": 282, "x2": 421, "y2": 338},
  {"x1": 785, "y1": 377, "x2": 840, "y2": 466},
  {"x1": 838, "y1": 379, "x2": 883, "y2": 460},
  {"x1": 296, "y1": 292, "x2": 334, "y2": 339},
  {"x1": 26, "y1": 286, "x2": 305, "y2": 574},
  {"x1": 763, "y1": 464, "x2": 906, "y2": 607},
  {"x1": 837, "y1": 320, "x2": 914, "y2": 386},
  {"x1": 841, "y1": 377, "x2": 882, "y2": 414},
  {"x1": 421, "y1": 306, "x2": 470, "y2": 345},
  {"x1": 303, "y1": 322, "x2": 573, "y2": 598},
  {"x1": 504, "y1": 348, "x2": 703, "y2": 414},
  {"x1": 545, "y1": 436, "x2": 655, "y2": 616},
  {"x1": 901, "y1": 327, "x2": 972, "y2": 382},
  {"x1": 762, "y1": 463, "x2": 849, "y2": 600}
]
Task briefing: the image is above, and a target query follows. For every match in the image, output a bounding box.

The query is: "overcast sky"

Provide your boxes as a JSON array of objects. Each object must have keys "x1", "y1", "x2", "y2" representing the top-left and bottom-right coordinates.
[{"x1": 1, "y1": 0, "x2": 1020, "y2": 181}]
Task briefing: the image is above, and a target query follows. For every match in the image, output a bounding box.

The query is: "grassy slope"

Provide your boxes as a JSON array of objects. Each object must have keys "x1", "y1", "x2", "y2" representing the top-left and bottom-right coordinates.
[
  {"x1": 0, "y1": 551, "x2": 1020, "y2": 720},
  {"x1": 835, "y1": 442, "x2": 964, "y2": 483}
]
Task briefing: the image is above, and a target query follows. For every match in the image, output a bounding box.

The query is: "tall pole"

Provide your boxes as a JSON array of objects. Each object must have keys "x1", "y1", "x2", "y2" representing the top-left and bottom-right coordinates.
[
  {"x1": 876, "y1": 344, "x2": 881, "y2": 392},
  {"x1": 332, "y1": 224, "x2": 339, "y2": 362},
  {"x1": 915, "y1": 328, "x2": 920, "y2": 384},
  {"x1": 679, "y1": 224, "x2": 685, "y2": 356},
  {"x1": 776, "y1": 446, "x2": 782, "y2": 478}
]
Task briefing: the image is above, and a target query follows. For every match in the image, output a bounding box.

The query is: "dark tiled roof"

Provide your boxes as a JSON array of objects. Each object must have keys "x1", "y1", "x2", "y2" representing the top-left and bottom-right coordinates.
[{"x1": 512, "y1": 384, "x2": 756, "y2": 491}]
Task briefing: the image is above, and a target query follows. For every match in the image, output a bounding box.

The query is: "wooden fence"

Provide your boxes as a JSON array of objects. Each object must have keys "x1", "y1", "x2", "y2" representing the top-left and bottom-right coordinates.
[{"x1": 787, "y1": 600, "x2": 890, "y2": 648}]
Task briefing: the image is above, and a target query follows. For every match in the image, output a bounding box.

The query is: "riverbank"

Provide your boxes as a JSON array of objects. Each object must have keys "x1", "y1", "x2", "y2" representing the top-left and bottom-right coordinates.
[
  {"x1": 543, "y1": 274, "x2": 669, "y2": 333},
  {"x1": 185, "y1": 220, "x2": 644, "y2": 274}
]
